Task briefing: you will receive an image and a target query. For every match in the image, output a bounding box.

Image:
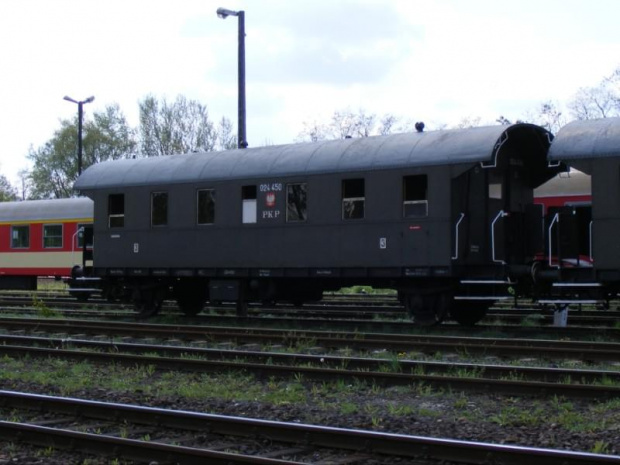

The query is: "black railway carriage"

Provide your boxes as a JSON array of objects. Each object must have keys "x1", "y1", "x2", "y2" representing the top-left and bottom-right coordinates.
[
  {"x1": 72, "y1": 123, "x2": 560, "y2": 324},
  {"x1": 536, "y1": 117, "x2": 620, "y2": 305}
]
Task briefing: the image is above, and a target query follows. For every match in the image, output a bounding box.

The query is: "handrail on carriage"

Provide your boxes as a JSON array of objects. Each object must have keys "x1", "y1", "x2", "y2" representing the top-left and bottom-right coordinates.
[
  {"x1": 491, "y1": 210, "x2": 508, "y2": 265},
  {"x1": 548, "y1": 213, "x2": 560, "y2": 269},
  {"x1": 451, "y1": 212, "x2": 465, "y2": 260}
]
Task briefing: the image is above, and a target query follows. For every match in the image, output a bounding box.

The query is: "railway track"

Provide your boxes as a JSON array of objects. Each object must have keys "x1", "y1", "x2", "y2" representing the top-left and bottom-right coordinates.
[
  {"x1": 1, "y1": 321, "x2": 620, "y2": 398},
  {"x1": 2, "y1": 298, "x2": 620, "y2": 342},
  {"x1": 1, "y1": 333, "x2": 619, "y2": 398},
  {"x1": 1, "y1": 317, "x2": 619, "y2": 362},
  {"x1": 2, "y1": 390, "x2": 617, "y2": 465},
  {"x1": 4, "y1": 288, "x2": 620, "y2": 329}
]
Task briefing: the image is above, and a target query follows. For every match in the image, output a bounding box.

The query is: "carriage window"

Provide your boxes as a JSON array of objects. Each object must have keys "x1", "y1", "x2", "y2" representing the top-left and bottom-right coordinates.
[
  {"x1": 242, "y1": 185, "x2": 257, "y2": 224},
  {"x1": 151, "y1": 192, "x2": 168, "y2": 226},
  {"x1": 197, "y1": 189, "x2": 216, "y2": 225},
  {"x1": 342, "y1": 178, "x2": 365, "y2": 220},
  {"x1": 11, "y1": 225, "x2": 29, "y2": 249},
  {"x1": 43, "y1": 224, "x2": 63, "y2": 249},
  {"x1": 76, "y1": 223, "x2": 93, "y2": 248},
  {"x1": 403, "y1": 175, "x2": 428, "y2": 217},
  {"x1": 489, "y1": 183, "x2": 502, "y2": 200},
  {"x1": 286, "y1": 183, "x2": 307, "y2": 222},
  {"x1": 108, "y1": 194, "x2": 125, "y2": 228}
]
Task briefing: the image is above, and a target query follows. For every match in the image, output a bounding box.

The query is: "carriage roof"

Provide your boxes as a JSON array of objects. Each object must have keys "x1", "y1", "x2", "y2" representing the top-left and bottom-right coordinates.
[
  {"x1": 75, "y1": 123, "x2": 552, "y2": 190},
  {"x1": 0, "y1": 197, "x2": 93, "y2": 223}
]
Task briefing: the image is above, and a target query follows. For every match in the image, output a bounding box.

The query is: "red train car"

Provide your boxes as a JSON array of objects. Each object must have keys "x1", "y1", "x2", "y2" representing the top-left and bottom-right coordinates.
[
  {"x1": 534, "y1": 169, "x2": 592, "y2": 267},
  {"x1": 0, "y1": 198, "x2": 93, "y2": 289},
  {"x1": 534, "y1": 169, "x2": 591, "y2": 212}
]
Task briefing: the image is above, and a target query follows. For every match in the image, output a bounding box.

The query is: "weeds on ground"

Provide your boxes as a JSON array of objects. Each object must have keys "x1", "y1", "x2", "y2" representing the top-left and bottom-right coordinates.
[
  {"x1": 592, "y1": 441, "x2": 611, "y2": 454},
  {"x1": 520, "y1": 314, "x2": 545, "y2": 327},
  {"x1": 32, "y1": 294, "x2": 59, "y2": 318},
  {"x1": 490, "y1": 405, "x2": 543, "y2": 427}
]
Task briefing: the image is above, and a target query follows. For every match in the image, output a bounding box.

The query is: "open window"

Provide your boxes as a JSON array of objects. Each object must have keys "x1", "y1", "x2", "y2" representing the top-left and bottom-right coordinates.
[
  {"x1": 342, "y1": 179, "x2": 365, "y2": 220},
  {"x1": 286, "y1": 183, "x2": 307, "y2": 222},
  {"x1": 76, "y1": 223, "x2": 94, "y2": 248},
  {"x1": 108, "y1": 194, "x2": 125, "y2": 228},
  {"x1": 403, "y1": 175, "x2": 428, "y2": 218}
]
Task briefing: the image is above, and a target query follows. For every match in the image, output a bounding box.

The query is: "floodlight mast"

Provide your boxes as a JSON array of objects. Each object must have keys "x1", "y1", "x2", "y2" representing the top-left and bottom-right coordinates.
[{"x1": 217, "y1": 7, "x2": 247, "y2": 149}]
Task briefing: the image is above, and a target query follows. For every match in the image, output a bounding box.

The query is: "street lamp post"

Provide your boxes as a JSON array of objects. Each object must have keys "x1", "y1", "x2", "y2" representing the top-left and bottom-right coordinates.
[
  {"x1": 63, "y1": 95, "x2": 95, "y2": 175},
  {"x1": 217, "y1": 7, "x2": 247, "y2": 149}
]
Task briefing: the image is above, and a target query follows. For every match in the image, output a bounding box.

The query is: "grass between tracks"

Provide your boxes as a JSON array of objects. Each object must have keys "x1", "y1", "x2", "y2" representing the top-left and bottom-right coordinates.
[{"x1": 0, "y1": 354, "x2": 620, "y2": 455}]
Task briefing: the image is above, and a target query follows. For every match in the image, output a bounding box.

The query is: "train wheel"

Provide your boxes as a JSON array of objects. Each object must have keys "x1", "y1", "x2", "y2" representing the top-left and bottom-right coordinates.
[
  {"x1": 173, "y1": 280, "x2": 207, "y2": 316},
  {"x1": 450, "y1": 301, "x2": 489, "y2": 326},
  {"x1": 177, "y1": 293, "x2": 205, "y2": 316},
  {"x1": 405, "y1": 293, "x2": 449, "y2": 326}
]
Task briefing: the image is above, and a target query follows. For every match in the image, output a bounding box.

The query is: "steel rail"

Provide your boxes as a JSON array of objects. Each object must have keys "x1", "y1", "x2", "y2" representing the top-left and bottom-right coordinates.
[
  {"x1": 3, "y1": 306, "x2": 620, "y2": 341},
  {"x1": 3, "y1": 315, "x2": 620, "y2": 350},
  {"x1": 2, "y1": 295, "x2": 620, "y2": 331},
  {"x1": 1, "y1": 317, "x2": 620, "y2": 362},
  {"x1": 1, "y1": 333, "x2": 619, "y2": 385},
  {"x1": 0, "y1": 422, "x2": 296, "y2": 464},
  {"x1": 0, "y1": 343, "x2": 619, "y2": 399},
  {"x1": 1, "y1": 390, "x2": 618, "y2": 465}
]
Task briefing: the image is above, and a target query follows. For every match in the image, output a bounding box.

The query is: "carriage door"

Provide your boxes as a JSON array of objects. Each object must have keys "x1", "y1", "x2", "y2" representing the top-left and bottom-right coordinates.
[
  {"x1": 451, "y1": 166, "x2": 494, "y2": 267},
  {"x1": 487, "y1": 169, "x2": 507, "y2": 263},
  {"x1": 452, "y1": 162, "x2": 528, "y2": 268},
  {"x1": 493, "y1": 154, "x2": 539, "y2": 265},
  {"x1": 547, "y1": 204, "x2": 592, "y2": 267}
]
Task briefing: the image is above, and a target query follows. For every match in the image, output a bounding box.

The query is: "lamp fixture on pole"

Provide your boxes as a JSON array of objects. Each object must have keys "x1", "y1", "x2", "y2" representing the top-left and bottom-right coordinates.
[{"x1": 63, "y1": 95, "x2": 95, "y2": 175}]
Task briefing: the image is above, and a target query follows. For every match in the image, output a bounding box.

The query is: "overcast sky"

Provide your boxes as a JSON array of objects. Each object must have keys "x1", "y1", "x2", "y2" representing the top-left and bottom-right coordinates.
[{"x1": 1, "y1": 0, "x2": 620, "y2": 185}]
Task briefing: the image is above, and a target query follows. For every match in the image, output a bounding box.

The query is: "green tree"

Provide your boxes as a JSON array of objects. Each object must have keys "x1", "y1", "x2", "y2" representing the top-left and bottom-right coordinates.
[
  {"x1": 84, "y1": 103, "x2": 137, "y2": 165},
  {"x1": 139, "y1": 94, "x2": 217, "y2": 156},
  {"x1": 0, "y1": 174, "x2": 17, "y2": 201},
  {"x1": 27, "y1": 104, "x2": 135, "y2": 199}
]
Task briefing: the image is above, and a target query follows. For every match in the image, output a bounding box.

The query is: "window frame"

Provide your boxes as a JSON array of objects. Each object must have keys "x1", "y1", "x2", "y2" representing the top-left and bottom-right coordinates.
[
  {"x1": 342, "y1": 178, "x2": 365, "y2": 220},
  {"x1": 108, "y1": 194, "x2": 125, "y2": 228},
  {"x1": 242, "y1": 185, "x2": 257, "y2": 224},
  {"x1": 197, "y1": 188, "x2": 216, "y2": 225},
  {"x1": 402, "y1": 174, "x2": 429, "y2": 218},
  {"x1": 76, "y1": 223, "x2": 93, "y2": 249},
  {"x1": 151, "y1": 191, "x2": 169, "y2": 227},
  {"x1": 286, "y1": 182, "x2": 308, "y2": 223},
  {"x1": 10, "y1": 225, "x2": 30, "y2": 249},
  {"x1": 43, "y1": 224, "x2": 63, "y2": 249}
]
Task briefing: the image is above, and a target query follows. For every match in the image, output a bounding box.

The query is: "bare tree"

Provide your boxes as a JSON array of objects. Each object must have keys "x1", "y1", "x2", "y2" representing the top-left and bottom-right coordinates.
[
  {"x1": 216, "y1": 116, "x2": 238, "y2": 150},
  {"x1": 295, "y1": 120, "x2": 330, "y2": 142},
  {"x1": 568, "y1": 66, "x2": 620, "y2": 120},
  {"x1": 378, "y1": 114, "x2": 399, "y2": 135},
  {"x1": 453, "y1": 116, "x2": 482, "y2": 129},
  {"x1": 297, "y1": 108, "x2": 401, "y2": 142},
  {"x1": 534, "y1": 101, "x2": 566, "y2": 133}
]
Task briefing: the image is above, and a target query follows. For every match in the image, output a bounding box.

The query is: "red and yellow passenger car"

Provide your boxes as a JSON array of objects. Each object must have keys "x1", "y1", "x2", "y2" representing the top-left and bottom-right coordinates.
[{"x1": 0, "y1": 198, "x2": 93, "y2": 289}]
